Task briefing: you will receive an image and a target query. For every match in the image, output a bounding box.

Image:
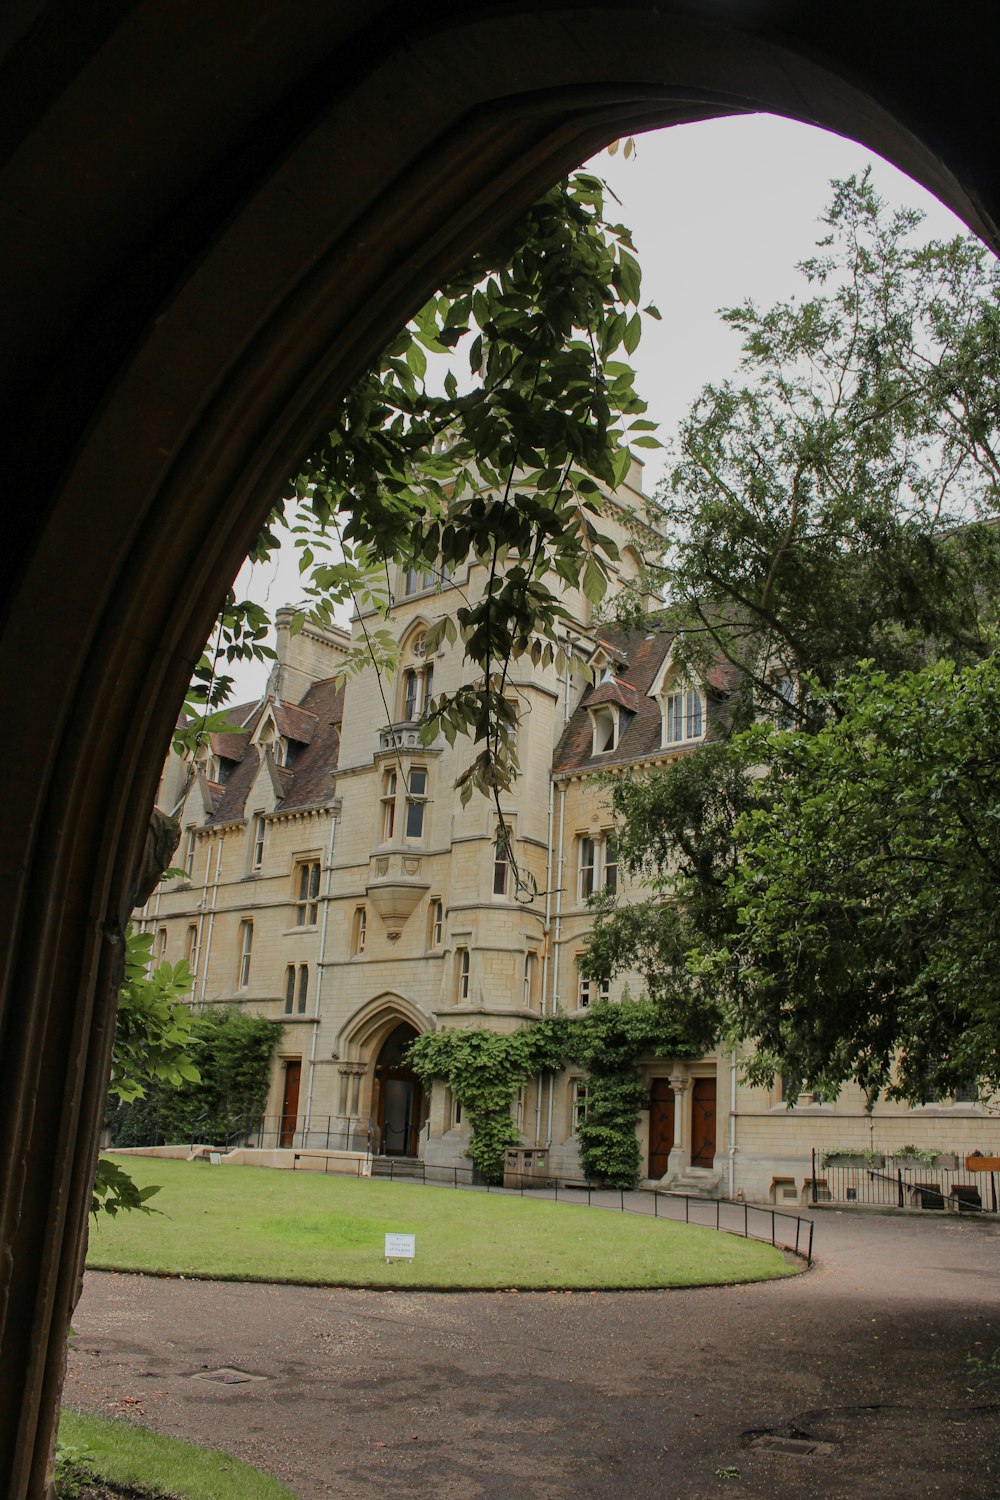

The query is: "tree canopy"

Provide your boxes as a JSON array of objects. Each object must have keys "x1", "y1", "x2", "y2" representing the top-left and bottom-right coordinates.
[
  {"x1": 591, "y1": 173, "x2": 1000, "y2": 1104},
  {"x1": 180, "y1": 169, "x2": 659, "y2": 810}
]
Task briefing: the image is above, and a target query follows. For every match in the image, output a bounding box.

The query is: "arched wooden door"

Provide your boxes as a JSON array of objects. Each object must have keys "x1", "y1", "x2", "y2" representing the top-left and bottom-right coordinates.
[
  {"x1": 691, "y1": 1078, "x2": 717, "y2": 1168},
  {"x1": 375, "y1": 1023, "x2": 423, "y2": 1157},
  {"x1": 648, "y1": 1079, "x2": 675, "y2": 1178}
]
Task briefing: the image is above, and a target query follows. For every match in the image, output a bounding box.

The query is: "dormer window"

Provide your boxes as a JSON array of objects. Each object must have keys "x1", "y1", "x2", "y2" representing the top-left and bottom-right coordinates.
[
  {"x1": 663, "y1": 686, "x2": 704, "y2": 745},
  {"x1": 590, "y1": 705, "x2": 618, "y2": 755}
]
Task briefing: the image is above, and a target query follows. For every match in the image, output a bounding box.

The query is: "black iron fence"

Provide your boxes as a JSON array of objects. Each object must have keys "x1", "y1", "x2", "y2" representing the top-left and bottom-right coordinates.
[
  {"x1": 809, "y1": 1149, "x2": 999, "y2": 1213},
  {"x1": 188, "y1": 1114, "x2": 373, "y2": 1154},
  {"x1": 291, "y1": 1153, "x2": 814, "y2": 1266}
]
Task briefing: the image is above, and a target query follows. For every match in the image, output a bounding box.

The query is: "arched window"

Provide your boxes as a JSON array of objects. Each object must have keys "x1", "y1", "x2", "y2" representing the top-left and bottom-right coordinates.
[
  {"x1": 663, "y1": 684, "x2": 705, "y2": 745},
  {"x1": 400, "y1": 630, "x2": 434, "y2": 721}
]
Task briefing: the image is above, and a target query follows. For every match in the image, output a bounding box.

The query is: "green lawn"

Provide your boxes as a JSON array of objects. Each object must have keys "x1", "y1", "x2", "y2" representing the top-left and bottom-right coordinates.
[
  {"x1": 87, "y1": 1157, "x2": 798, "y2": 1288},
  {"x1": 58, "y1": 1410, "x2": 294, "y2": 1498}
]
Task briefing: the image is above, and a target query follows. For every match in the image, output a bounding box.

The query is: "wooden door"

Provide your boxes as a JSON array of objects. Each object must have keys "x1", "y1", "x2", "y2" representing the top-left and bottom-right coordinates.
[
  {"x1": 279, "y1": 1060, "x2": 301, "y2": 1148},
  {"x1": 647, "y1": 1078, "x2": 674, "y2": 1178},
  {"x1": 691, "y1": 1077, "x2": 717, "y2": 1168}
]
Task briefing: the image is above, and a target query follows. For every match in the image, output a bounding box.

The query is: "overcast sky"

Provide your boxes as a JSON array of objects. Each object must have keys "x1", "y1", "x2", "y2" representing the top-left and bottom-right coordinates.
[{"x1": 230, "y1": 112, "x2": 973, "y2": 696}]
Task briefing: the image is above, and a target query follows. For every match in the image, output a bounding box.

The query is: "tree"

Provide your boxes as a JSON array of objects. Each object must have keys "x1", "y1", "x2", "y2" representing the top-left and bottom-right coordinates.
[
  {"x1": 179, "y1": 169, "x2": 660, "y2": 809},
  {"x1": 590, "y1": 173, "x2": 1000, "y2": 1099},
  {"x1": 94, "y1": 928, "x2": 199, "y2": 1216},
  {"x1": 703, "y1": 657, "x2": 1000, "y2": 1104},
  {"x1": 644, "y1": 170, "x2": 1000, "y2": 725}
]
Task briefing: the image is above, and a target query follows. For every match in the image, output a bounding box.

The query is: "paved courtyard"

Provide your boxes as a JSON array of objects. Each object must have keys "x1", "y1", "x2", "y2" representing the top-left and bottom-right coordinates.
[{"x1": 66, "y1": 1207, "x2": 1000, "y2": 1499}]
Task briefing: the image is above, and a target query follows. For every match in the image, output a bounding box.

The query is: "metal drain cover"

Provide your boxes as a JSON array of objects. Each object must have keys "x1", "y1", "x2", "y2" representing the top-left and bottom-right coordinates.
[
  {"x1": 195, "y1": 1366, "x2": 265, "y2": 1385},
  {"x1": 751, "y1": 1436, "x2": 834, "y2": 1457}
]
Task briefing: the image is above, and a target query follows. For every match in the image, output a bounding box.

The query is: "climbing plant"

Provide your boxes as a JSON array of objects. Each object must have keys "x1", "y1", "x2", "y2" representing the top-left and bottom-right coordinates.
[
  {"x1": 408, "y1": 1000, "x2": 705, "y2": 1190},
  {"x1": 108, "y1": 1006, "x2": 278, "y2": 1149},
  {"x1": 408, "y1": 1017, "x2": 570, "y2": 1183}
]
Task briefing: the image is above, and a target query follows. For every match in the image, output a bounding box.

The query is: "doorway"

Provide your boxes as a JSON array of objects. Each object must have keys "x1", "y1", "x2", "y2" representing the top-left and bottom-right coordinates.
[
  {"x1": 691, "y1": 1077, "x2": 717, "y2": 1168},
  {"x1": 374, "y1": 1023, "x2": 423, "y2": 1157},
  {"x1": 279, "y1": 1059, "x2": 302, "y2": 1148},
  {"x1": 647, "y1": 1078, "x2": 675, "y2": 1178}
]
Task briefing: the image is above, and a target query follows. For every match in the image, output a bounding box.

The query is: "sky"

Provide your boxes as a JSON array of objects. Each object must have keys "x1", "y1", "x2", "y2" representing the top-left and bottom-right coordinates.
[{"x1": 229, "y1": 112, "x2": 973, "y2": 696}]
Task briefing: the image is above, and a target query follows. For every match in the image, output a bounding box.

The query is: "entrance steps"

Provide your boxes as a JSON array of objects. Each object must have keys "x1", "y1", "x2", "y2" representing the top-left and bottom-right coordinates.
[
  {"x1": 371, "y1": 1155, "x2": 424, "y2": 1180},
  {"x1": 663, "y1": 1167, "x2": 723, "y2": 1199}
]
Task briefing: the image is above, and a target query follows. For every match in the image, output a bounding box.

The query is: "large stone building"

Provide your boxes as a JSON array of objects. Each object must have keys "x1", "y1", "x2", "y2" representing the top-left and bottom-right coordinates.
[{"x1": 143, "y1": 462, "x2": 1000, "y2": 1204}]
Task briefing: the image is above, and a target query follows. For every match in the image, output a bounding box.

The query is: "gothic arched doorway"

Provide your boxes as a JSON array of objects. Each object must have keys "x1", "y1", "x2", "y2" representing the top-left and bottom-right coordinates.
[{"x1": 374, "y1": 1023, "x2": 423, "y2": 1158}]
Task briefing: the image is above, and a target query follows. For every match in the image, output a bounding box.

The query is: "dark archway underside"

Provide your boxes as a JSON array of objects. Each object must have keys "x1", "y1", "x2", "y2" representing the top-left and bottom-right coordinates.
[{"x1": 2, "y1": 5, "x2": 999, "y2": 1494}]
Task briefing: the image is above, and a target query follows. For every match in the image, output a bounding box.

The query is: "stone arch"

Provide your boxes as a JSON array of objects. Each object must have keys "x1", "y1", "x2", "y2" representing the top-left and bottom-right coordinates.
[
  {"x1": 338, "y1": 994, "x2": 434, "y2": 1157},
  {"x1": 4, "y1": 6, "x2": 1000, "y2": 1492},
  {"x1": 338, "y1": 992, "x2": 435, "y2": 1065}
]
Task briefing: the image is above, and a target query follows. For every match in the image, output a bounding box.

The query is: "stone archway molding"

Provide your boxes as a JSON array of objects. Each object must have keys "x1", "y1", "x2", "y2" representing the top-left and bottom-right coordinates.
[{"x1": 338, "y1": 992, "x2": 436, "y2": 1066}]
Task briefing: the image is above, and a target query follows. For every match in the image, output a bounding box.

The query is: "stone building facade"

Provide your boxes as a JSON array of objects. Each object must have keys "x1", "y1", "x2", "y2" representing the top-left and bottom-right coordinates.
[{"x1": 143, "y1": 462, "x2": 1000, "y2": 1204}]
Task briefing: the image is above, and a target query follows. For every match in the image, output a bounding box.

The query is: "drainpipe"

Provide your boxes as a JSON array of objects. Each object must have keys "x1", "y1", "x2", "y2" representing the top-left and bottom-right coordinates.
[
  {"x1": 198, "y1": 830, "x2": 223, "y2": 1011},
  {"x1": 303, "y1": 799, "x2": 340, "y2": 1135},
  {"x1": 547, "y1": 781, "x2": 568, "y2": 1144},
  {"x1": 728, "y1": 1047, "x2": 738, "y2": 1197},
  {"x1": 535, "y1": 776, "x2": 556, "y2": 1144}
]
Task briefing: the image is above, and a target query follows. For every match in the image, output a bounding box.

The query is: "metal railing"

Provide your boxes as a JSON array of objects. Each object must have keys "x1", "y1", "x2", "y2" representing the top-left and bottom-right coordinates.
[
  {"x1": 809, "y1": 1148, "x2": 999, "y2": 1214},
  {"x1": 183, "y1": 1114, "x2": 373, "y2": 1154},
  {"x1": 291, "y1": 1154, "x2": 815, "y2": 1266}
]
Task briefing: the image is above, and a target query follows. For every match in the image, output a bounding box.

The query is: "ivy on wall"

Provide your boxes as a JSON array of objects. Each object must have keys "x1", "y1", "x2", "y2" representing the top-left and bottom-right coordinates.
[
  {"x1": 408, "y1": 1000, "x2": 703, "y2": 1188},
  {"x1": 107, "y1": 1006, "x2": 278, "y2": 1148}
]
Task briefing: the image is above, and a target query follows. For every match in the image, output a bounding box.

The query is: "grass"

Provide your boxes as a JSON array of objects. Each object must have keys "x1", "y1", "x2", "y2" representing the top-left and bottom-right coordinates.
[
  {"x1": 58, "y1": 1410, "x2": 294, "y2": 1498},
  {"x1": 87, "y1": 1157, "x2": 798, "y2": 1289}
]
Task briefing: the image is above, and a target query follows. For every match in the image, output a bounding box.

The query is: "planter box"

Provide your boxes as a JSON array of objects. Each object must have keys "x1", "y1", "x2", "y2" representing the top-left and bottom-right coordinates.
[
  {"x1": 823, "y1": 1153, "x2": 884, "y2": 1169},
  {"x1": 965, "y1": 1155, "x2": 1000, "y2": 1172}
]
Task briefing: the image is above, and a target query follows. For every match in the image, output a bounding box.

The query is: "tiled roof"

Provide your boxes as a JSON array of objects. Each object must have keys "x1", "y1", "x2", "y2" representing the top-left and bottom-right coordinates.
[
  {"x1": 274, "y1": 700, "x2": 317, "y2": 744},
  {"x1": 588, "y1": 677, "x2": 639, "y2": 713},
  {"x1": 554, "y1": 624, "x2": 737, "y2": 774},
  {"x1": 280, "y1": 677, "x2": 344, "y2": 811},
  {"x1": 202, "y1": 677, "x2": 345, "y2": 825}
]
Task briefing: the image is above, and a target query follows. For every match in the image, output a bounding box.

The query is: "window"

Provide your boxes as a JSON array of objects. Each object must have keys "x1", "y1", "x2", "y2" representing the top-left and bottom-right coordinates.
[
  {"x1": 185, "y1": 923, "x2": 199, "y2": 976},
  {"x1": 183, "y1": 826, "x2": 197, "y2": 878},
  {"x1": 664, "y1": 686, "x2": 704, "y2": 745},
  {"x1": 579, "y1": 832, "x2": 617, "y2": 901},
  {"x1": 154, "y1": 927, "x2": 167, "y2": 962},
  {"x1": 522, "y1": 951, "x2": 538, "y2": 1009},
  {"x1": 591, "y1": 705, "x2": 618, "y2": 754},
  {"x1": 403, "y1": 661, "x2": 434, "y2": 720},
  {"x1": 578, "y1": 837, "x2": 596, "y2": 901},
  {"x1": 294, "y1": 860, "x2": 321, "y2": 925},
  {"x1": 773, "y1": 671, "x2": 798, "y2": 727},
  {"x1": 381, "y1": 770, "x2": 397, "y2": 840},
  {"x1": 571, "y1": 1080, "x2": 590, "y2": 1133},
  {"x1": 493, "y1": 833, "x2": 509, "y2": 895},
  {"x1": 603, "y1": 835, "x2": 618, "y2": 894},
  {"x1": 453, "y1": 1096, "x2": 463, "y2": 1127},
  {"x1": 237, "y1": 921, "x2": 253, "y2": 988},
  {"x1": 428, "y1": 898, "x2": 443, "y2": 949},
  {"x1": 577, "y1": 961, "x2": 608, "y2": 1009},
  {"x1": 353, "y1": 906, "x2": 367, "y2": 955},
  {"x1": 404, "y1": 767, "x2": 428, "y2": 839},
  {"x1": 251, "y1": 813, "x2": 266, "y2": 871},
  {"x1": 457, "y1": 947, "x2": 470, "y2": 1002},
  {"x1": 284, "y1": 964, "x2": 309, "y2": 1016},
  {"x1": 403, "y1": 564, "x2": 434, "y2": 595}
]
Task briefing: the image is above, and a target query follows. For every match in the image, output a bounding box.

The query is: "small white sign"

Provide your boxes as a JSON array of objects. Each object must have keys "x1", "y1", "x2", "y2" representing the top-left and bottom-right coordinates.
[
  {"x1": 209, "y1": 1152, "x2": 222, "y2": 1165},
  {"x1": 384, "y1": 1232, "x2": 416, "y2": 1261}
]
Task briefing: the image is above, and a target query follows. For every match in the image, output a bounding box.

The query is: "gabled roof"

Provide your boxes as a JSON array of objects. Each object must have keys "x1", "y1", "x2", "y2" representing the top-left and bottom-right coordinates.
[
  {"x1": 200, "y1": 676, "x2": 345, "y2": 826},
  {"x1": 554, "y1": 624, "x2": 737, "y2": 774},
  {"x1": 273, "y1": 700, "x2": 317, "y2": 744},
  {"x1": 588, "y1": 678, "x2": 638, "y2": 714}
]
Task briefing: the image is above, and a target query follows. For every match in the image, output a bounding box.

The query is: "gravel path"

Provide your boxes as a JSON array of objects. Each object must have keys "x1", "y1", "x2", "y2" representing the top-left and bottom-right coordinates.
[{"x1": 66, "y1": 1207, "x2": 1000, "y2": 1499}]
